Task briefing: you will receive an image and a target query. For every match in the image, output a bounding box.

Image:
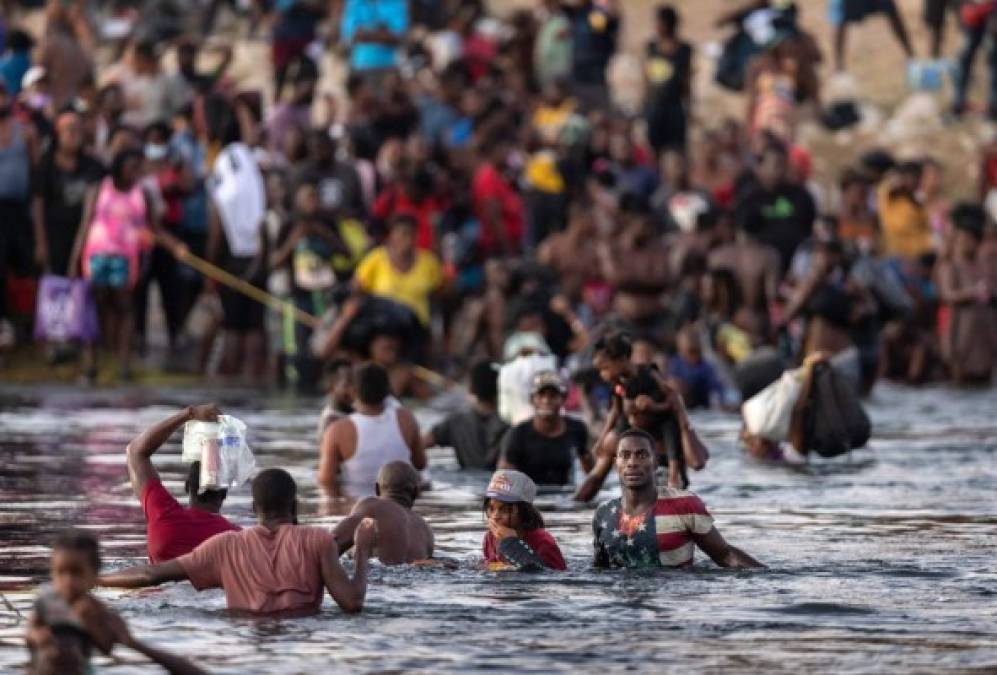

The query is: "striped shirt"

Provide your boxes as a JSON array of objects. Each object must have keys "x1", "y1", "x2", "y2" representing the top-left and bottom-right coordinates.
[{"x1": 592, "y1": 488, "x2": 714, "y2": 568}]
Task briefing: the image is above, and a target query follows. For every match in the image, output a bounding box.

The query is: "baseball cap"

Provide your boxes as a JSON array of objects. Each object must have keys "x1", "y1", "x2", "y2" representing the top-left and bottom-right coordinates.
[
  {"x1": 485, "y1": 469, "x2": 537, "y2": 504},
  {"x1": 530, "y1": 370, "x2": 566, "y2": 396}
]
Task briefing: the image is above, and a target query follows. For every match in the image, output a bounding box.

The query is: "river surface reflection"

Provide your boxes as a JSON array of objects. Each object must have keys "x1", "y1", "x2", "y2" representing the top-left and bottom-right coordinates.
[{"x1": 0, "y1": 383, "x2": 995, "y2": 673}]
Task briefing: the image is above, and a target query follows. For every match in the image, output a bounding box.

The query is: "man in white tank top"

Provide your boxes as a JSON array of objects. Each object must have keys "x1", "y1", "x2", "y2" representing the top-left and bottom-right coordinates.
[{"x1": 319, "y1": 363, "x2": 425, "y2": 497}]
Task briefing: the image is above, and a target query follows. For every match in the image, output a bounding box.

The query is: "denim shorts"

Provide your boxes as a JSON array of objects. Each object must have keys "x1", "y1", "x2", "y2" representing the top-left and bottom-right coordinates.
[{"x1": 88, "y1": 254, "x2": 130, "y2": 289}]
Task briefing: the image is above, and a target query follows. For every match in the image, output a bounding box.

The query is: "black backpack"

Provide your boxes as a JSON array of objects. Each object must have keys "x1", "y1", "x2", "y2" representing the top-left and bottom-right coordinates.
[{"x1": 804, "y1": 364, "x2": 871, "y2": 457}]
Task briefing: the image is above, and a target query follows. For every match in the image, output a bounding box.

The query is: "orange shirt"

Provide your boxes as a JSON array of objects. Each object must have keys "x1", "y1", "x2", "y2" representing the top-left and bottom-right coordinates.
[{"x1": 177, "y1": 524, "x2": 333, "y2": 614}]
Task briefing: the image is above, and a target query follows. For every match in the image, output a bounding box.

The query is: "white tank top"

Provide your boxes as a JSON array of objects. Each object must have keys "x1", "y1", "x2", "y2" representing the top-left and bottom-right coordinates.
[{"x1": 340, "y1": 408, "x2": 412, "y2": 495}]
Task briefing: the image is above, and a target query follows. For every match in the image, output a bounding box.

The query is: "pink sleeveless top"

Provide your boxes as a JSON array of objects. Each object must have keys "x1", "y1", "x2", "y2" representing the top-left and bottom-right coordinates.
[{"x1": 82, "y1": 178, "x2": 151, "y2": 288}]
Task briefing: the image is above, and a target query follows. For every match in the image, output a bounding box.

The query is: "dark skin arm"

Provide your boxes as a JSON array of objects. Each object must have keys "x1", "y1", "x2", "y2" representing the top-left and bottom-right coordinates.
[
  {"x1": 98, "y1": 559, "x2": 188, "y2": 588},
  {"x1": 67, "y1": 187, "x2": 98, "y2": 278},
  {"x1": 788, "y1": 354, "x2": 827, "y2": 453},
  {"x1": 321, "y1": 518, "x2": 376, "y2": 613},
  {"x1": 81, "y1": 599, "x2": 207, "y2": 675},
  {"x1": 318, "y1": 418, "x2": 350, "y2": 495},
  {"x1": 397, "y1": 408, "x2": 427, "y2": 470},
  {"x1": 652, "y1": 375, "x2": 709, "y2": 470},
  {"x1": 126, "y1": 404, "x2": 221, "y2": 500},
  {"x1": 573, "y1": 400, "x2": 622, "y2": 502},
  {"x1": 692, "y1": 527, "x2": 766, "y2": 568},
  {"x1": 31, "y1": 195, "x2": 48, "y2": 272},
  {"x1": 318, "y1": 295, "x2": 364, "y2": 360}
]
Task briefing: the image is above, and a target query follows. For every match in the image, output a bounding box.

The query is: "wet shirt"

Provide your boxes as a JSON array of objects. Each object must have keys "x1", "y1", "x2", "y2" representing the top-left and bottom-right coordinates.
[
  {"x1": 592, "y1": 489, "x2": 714, "y2": 568},
  {"x1": 501, "y1": 417, "x2": 589, "y2": 486},
  {"x1": 482, "y1": 529, "x2": 567, "y2": 571},
  {"x1": 141, "y1": 479, "x2": 240, "y2": 564},
  {"x1": 430, "y1": 408, "x2": 508, "y2": 470},
  {"x1": 177, "y1": 524, "x2": 334, "y2": 614}
]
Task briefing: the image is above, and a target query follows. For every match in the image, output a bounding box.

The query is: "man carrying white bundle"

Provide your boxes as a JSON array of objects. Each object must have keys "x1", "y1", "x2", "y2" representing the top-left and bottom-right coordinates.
[{"x1": 125, "y1": 404, "x2": 241, "y2": 563}]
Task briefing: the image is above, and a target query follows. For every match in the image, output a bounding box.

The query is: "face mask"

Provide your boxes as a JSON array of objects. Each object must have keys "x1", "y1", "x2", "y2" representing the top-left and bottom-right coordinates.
[{"x1": 144, "y1": 143, "x2": 168, "y2": 161}]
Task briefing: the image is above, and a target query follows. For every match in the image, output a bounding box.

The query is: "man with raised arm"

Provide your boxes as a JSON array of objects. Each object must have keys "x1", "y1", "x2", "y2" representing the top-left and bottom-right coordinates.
[
  {"x1": 101, "y1": 469, "x2": 377, "y2": 615},
  {"x1": 592, "y1": 429, "x2": 764, "y2": 570},
  {"x1": 125, "y1": 403, "x2": 240, "y2": 563}
]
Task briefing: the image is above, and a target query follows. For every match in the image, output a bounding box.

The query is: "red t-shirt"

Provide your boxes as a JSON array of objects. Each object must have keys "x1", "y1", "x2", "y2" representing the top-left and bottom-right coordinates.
[
  {"x1": 471, "y1": 163, "x2": 524, "y2": 255},
  {"x1": 482, "y1": 528, "x2": 567, "y2": 570},
  {"x1": 372, "y1": 188, "x2": 444, "y2": 251},
  {"x1": 141, "y1": 479, "x2": 241, "y2": 563}
]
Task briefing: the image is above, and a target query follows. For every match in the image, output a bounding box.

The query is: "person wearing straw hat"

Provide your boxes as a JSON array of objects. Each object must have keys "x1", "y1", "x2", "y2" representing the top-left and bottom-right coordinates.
[{"x1": 482, "y1": 469, "x2": 566, "y2": 571}]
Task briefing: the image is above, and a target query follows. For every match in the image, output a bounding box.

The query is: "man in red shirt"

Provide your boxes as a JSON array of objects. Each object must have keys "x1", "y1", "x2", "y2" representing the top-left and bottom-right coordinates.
[
  {"x1": 100, "y1": 468, "x2": 375, "y2": 615},
  {"x1": 126, "y1": 404, "x2": 241, "y2": 563},
  {"x1": 472, "y1": 137, "x2": 525, "y2": 256}
]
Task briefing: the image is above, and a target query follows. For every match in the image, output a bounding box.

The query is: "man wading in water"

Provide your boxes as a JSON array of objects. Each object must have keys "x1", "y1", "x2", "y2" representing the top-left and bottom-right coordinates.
[
  {"x1": 332, "y1": 461, "x2": 434, "y2": 565},
  {"x1": 125, "y1": 404, "x2": 240, "y2": 563},
  {"x1": 100, "y1": 468, "x2": 375, "y2": 615},
  {"x1": 592, "y1": 429, "x2": 764, "y2": 569}
]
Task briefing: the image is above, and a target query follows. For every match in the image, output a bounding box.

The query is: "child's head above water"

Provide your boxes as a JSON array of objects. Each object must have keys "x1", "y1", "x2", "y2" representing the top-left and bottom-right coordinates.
[
  {"x1": 483, "y1": 470, "x2": 544, "y2": 533},
  {"x1": 50, "y1": 529, "x2": 99, "y2": 604}
]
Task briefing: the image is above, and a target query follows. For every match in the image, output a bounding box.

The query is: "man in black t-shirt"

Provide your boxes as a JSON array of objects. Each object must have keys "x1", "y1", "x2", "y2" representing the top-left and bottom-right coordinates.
[
  {"x1": 734, "y1": 142, "x2": 815, "y2": 274},
  {"x1": 31, "y1": 110, "x2": 104, "y2": 276},
  {"x1": 290, "y1": 131, "x2": 365, "y2": 226},
  {"x1": 499, "y1": 370, "x2": 593, "y2": 486},
  {"x1": 644, "y1": 5, "x2": 692, "y2": 155}
]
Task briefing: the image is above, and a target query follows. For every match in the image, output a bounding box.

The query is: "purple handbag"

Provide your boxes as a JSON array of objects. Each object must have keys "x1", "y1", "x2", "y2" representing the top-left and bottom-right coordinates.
[{"x1": 33, "y1": 275, "x2": 100, "y2": 343}]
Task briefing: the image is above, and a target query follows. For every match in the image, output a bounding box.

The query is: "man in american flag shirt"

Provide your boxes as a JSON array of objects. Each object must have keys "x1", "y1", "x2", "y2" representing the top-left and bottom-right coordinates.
[{"x1": 593, "y1": 428, "x2": 764, "y2": 569}]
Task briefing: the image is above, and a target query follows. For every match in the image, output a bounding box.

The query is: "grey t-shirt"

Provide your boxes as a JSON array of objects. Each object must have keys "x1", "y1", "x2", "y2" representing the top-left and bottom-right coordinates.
[{"x1": 430, "y1": 408, "x2": 508, "y2": 470}]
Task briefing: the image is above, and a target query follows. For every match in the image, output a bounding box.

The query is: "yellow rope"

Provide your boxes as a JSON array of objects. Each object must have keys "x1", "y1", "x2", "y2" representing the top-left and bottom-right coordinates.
[{"x1": 172, "y1": 249, "x2": 456, "y2": 388}]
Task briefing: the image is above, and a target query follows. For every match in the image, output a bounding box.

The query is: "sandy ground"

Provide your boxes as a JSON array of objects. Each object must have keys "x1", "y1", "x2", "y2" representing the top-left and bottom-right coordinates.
[
  {"x1": 16, "y1": 0, "x2": 990, "y2": 198},
  {"x1": 492, "y1": 0, "x2": 989, "y2": 200}
]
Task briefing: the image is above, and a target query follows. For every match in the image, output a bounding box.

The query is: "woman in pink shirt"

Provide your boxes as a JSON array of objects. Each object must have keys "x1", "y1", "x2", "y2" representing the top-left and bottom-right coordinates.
[{"x1": 69, "y1": 149, "x2": 185, "y2": 382}]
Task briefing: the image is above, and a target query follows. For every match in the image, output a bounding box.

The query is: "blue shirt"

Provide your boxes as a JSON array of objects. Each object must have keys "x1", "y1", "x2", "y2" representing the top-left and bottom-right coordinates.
[
  {"x1": 667, "y1": 357, "x2": 724, "y2": 410},
  {"x1": 0, "y1": 51, "x2": 30, "y2": 96},
  {"x1": 341, "y1": 0, "x2": 408, "y2": 71}
]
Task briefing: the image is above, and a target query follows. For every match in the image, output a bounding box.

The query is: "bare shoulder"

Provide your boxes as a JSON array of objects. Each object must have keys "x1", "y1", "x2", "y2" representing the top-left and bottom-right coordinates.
[{"x1": 349, "y1": 496, "x2": 383, "y2": 517}]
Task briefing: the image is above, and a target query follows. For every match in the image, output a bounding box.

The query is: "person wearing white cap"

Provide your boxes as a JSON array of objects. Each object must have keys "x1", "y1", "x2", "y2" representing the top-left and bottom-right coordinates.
[
  {"x1": 498, "y1": 370, "x2": 593, "y2": 487},
  {"x1": 482, "y1": 469, "x2": 566, "y2": 571}
]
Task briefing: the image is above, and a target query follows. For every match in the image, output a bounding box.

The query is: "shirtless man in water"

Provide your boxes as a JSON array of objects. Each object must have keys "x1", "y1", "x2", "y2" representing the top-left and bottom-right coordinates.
[
  {"x1": 332, "y1": 461, "x2": 433, "y2": 565},
  {"x1": 708, "y1": 209, "x2": 782, "y2": 327}
]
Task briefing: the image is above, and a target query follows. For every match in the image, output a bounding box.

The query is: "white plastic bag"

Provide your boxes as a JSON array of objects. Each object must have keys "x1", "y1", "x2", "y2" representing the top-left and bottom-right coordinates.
[
  {"x1": 741, "y1": 370, "x2": 803, "y2": 442},
  {"x1": 182, "y1": 415, "x2": 256, "y2": 494}
]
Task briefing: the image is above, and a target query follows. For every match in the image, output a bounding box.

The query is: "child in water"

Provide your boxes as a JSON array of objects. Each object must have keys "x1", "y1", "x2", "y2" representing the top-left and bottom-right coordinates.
[
  {"x1": 25, "y1": 529, "x2": 205, "y2": 675},
  {"x1": 482, "y1": 470, "x2": 566, "y2": 571}
]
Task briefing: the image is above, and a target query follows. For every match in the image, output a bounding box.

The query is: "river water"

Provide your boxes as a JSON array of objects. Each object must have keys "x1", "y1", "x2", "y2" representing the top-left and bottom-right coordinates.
[{"x1": 0, "y1": 383, "x2": 995, "y2": 673}]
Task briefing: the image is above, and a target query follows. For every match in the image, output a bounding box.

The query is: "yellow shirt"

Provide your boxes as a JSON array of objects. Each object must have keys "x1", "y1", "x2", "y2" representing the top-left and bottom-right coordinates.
[
  {"x1": 878, "y1": 184, "x2": 934, "y2": 259},
  {"x1": 354, "y1": 247, "x2": 442, "y2": 325}
]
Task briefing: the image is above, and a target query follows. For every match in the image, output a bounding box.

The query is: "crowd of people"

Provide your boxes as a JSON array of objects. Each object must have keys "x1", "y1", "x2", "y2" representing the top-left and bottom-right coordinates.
[
  {"x1": 7, "y1": 0, "x2": 997, "y2": 671},
  {"x1": 0, "y1": 0, "x2": 991, "y2": 393}
]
